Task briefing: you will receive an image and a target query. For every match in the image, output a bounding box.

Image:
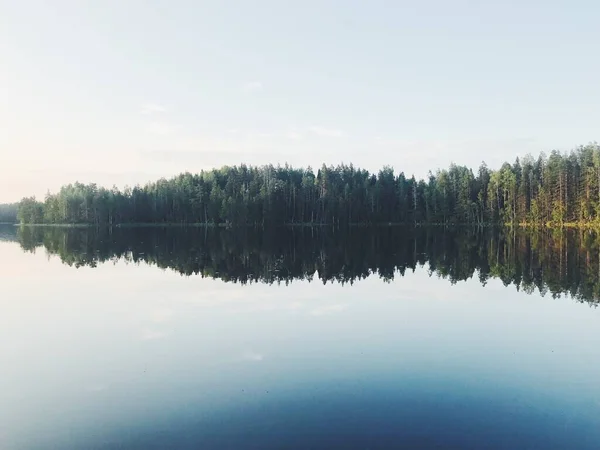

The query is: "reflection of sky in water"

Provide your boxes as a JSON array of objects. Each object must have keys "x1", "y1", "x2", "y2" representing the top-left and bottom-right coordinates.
[{"x1": 1, "y1": 241, "x2": 599, "y2": 449}]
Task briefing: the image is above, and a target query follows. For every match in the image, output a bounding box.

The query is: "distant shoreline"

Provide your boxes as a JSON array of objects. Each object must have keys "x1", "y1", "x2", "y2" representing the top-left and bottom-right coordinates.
[
  {"x1": 10, "y1": 145, "x2": 600, "y2": 229},
  {"x1": 9, "y1": 222, "x2": 600, "y2": 229}
]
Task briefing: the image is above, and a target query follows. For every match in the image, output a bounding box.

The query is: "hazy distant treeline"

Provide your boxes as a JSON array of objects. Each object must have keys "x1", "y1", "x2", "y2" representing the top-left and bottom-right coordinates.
[
  {"x1": 11, "y1": 143, "x2": 600, "y2": 226},
  {"x1": 0, "y1": 203, "x2": 17, "y2": 223}
]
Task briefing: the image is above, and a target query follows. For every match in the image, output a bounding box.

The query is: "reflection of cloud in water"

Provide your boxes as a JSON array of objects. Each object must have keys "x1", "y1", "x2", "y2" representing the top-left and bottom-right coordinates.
[
  {"x1": 141, "y1": 329, "x2": 169, "y2": 341},
  {"x1": 150, "y1": 308, "x2": 174, "y2": 323},
  {"x1": 310, "y1": 304, "x2": 347, "y2": 316},
  {"x1": 227, "y1": 301, "x2": 305, "y2": 314},
  {"x1": 241, "y1": 351, "x2": 264, "y2": 362}
]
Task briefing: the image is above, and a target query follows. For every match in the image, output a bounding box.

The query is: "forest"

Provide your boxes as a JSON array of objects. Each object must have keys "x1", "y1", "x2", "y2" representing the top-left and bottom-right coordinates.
[{"x1": 10, "y1": 143, "x2": 600, "y2": 227}]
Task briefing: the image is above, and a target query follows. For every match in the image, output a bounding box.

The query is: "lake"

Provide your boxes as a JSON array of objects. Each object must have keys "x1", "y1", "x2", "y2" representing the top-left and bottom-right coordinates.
[{"x1": 1, "y1": 225, "x2": 600, "y2": 449}]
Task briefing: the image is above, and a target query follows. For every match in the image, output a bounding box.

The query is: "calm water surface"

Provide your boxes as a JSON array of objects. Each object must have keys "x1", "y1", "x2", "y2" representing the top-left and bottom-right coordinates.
[{"x1": 1, "y1": 226, "x2": 599, "y2": 449}]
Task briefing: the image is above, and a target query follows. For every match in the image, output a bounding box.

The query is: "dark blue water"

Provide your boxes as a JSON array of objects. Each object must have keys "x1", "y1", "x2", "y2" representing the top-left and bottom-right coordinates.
[{"x1": 1, "y1": 228, "x2": 600, "y2": 449}]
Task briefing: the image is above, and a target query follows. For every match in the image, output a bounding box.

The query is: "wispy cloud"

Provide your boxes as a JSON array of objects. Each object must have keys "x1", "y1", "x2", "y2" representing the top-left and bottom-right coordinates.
[
  {"x1": 140, "y1": 148, "x2": 282, "y2": 164},
  {"x1": 252, "y1": 132, "x2": 275, "y2": 138},
  {"x1": 227, "y1": 300, "x2": 305, "y2": 314},
  {"x1": 308, "y1": 126, "x2": 344, "y2": 138},
  {"x1": 141, "y1": 329, "x2": 169, "y2": 341},
  {"x1": 310, "y1": 303, "x2": 348, "y2": 316},
  {"x1": 145, "y1": 121, "x2": 180, "y2": 135},
  {"x1": 140, "y1": 103, "x2": 167, "y2": 115},
  {"x1": 243, "y1": 81, "x2": 263, "y2": 92}
]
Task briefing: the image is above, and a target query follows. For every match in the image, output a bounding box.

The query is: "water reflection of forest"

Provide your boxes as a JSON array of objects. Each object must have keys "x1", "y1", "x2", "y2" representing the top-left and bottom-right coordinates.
[{"x1": 7, "y1": 225, "x2": 600, "y2": 306}]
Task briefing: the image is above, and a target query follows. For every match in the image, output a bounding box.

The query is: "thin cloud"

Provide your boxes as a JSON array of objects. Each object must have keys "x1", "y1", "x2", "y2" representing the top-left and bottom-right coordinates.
[
  {"x1": 252, "y1": 132, "x2": 275, "y2": 138},
  {"x1": 227, "y1": 301, "x2": 305, "y2": 314},
  {"x1": 145, "y1": 121, "x2": 180, "y2": 136},
  {"x1": 140, "y1": 103, "x2": 167, "y2": 115},
  {"x1": 243, "y1": 81, "x2": 263, "y2": 92},
  {"x1": 308, "y1": 126, "x2": 344, "y2": 138},
  {"x1": 141, "y1": 329, "x2": 169, "y2": 341},
  {"x1": 140, "y1": 148, "x2": 282, "y2": 164}
]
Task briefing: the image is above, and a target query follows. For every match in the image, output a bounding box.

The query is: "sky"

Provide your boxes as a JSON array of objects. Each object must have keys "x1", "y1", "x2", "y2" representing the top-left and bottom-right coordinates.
[{"x1": 1, "y1": 0, "x2": 599, "y2": 202}]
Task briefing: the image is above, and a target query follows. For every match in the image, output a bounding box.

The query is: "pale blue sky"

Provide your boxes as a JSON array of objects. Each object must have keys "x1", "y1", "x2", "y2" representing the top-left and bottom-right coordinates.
[{"x1": 1, "y1": 0, "x2": 599, "y2": 202}]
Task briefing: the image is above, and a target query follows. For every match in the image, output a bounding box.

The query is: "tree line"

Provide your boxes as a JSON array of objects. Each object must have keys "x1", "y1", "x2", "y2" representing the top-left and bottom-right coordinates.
[
  {"x1": 12, "y1": 143, "x2": 600, "y2": 227},
  {"x1": 11, "y1": 225, "x2": 600, "y2": 305},
  {"x1": 0, "y1": 203, "x2": 17, "y2": 223}
]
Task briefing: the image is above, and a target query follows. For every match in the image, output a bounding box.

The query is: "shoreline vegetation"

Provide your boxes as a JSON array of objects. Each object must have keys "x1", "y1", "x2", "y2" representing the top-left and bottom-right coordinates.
[
  {"x1": 5, "y1": 143, "x2": 600, "y2": 229},
  {"x1": 8, "y1": 221, "x2": 600, "y2": 229},
  {"x1": 5, "y1": 222, "x2": 488, "y2": 228}
]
